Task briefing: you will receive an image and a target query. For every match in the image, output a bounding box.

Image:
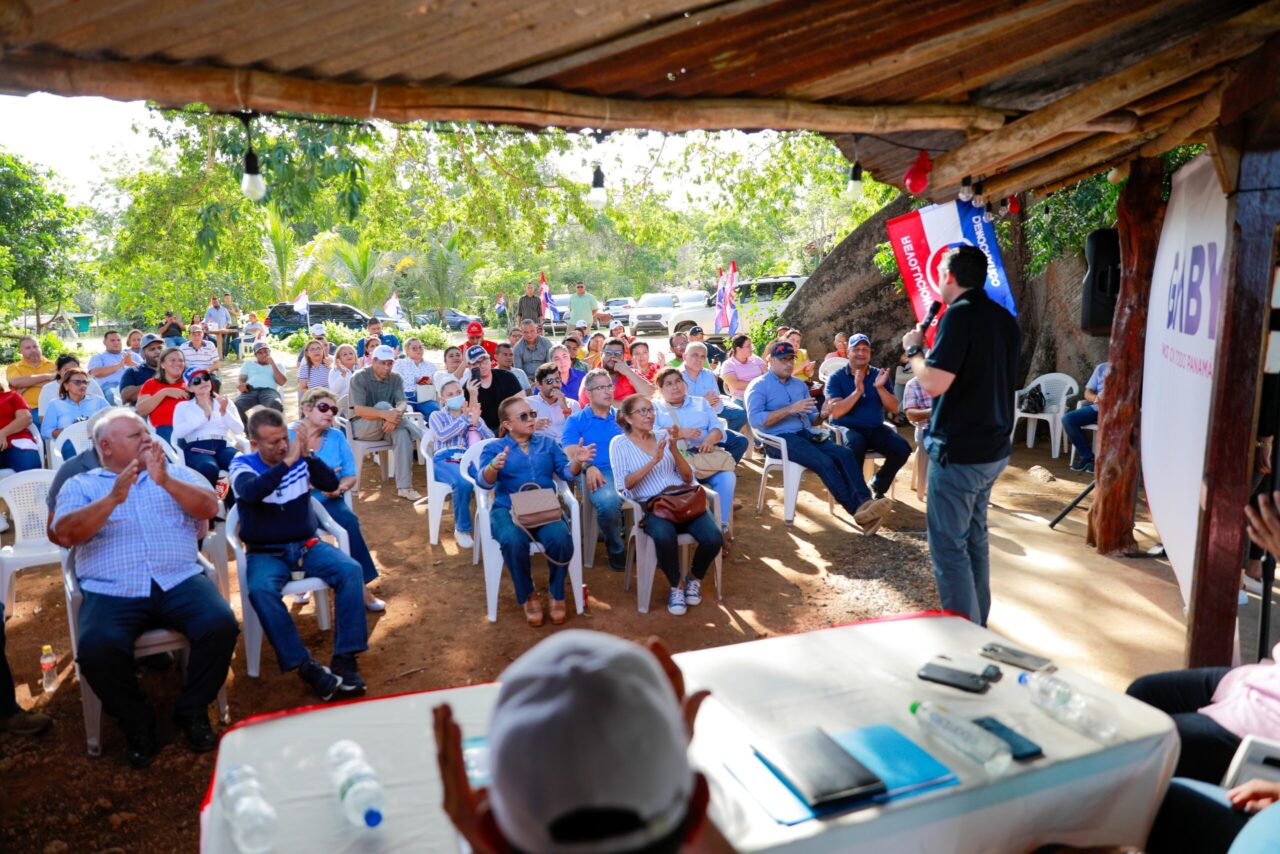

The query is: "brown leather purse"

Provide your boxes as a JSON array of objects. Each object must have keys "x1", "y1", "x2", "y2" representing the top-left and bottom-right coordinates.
[{"x1": 646, "y1": 485, "x2": 707, "y2": 525}]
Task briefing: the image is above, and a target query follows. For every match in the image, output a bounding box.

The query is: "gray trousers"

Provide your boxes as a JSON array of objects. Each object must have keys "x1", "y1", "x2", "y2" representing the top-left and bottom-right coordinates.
[
  {"x1": 235, "y1": 388, "x2": 283, "y2": 421},
  {"x1": 351, "y1": 404, "x2": 417, "y2": 489}
]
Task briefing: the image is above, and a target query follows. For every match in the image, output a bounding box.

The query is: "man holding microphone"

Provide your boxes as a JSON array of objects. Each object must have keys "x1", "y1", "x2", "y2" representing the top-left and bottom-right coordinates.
[{"x1": 901, "y1": 245, "x2": 1019, "y2": 626}]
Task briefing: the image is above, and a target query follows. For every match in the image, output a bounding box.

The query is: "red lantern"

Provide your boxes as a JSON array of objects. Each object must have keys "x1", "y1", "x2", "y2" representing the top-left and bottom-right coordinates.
[
  {"x1": 1007, "y1": 196, "x2": 1022, "y2": 215},
  {"x1": 903, "y1": 150, "x2": 932, "y2": 195}
]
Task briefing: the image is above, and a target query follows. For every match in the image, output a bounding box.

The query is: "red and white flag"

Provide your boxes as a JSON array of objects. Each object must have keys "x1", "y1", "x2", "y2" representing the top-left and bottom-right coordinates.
[{"x1": 383, "y1": 291, "x2": 403, "y2": 320}]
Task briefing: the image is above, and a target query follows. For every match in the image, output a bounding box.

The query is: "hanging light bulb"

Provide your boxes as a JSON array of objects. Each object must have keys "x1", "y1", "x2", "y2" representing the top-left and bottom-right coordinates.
[
  {"x1": 998, "y1": 199, "x2": 1009, "y2": 218},
  {"x1": 587, "y1": 164, "x2": 607, "y2": 210},
  {"x1": 971, "y1": 180, "x2": 986, "y2": 208},
  {"x1": 903, "y1": 150, "x2": 932, "y2": 195},
  {"x1": 958, "y1": 176, "x2": 974, "y2": 203},
  {"x1": 983, "y1": 202, "x2": 995, "y2": 223},
  {"x1": 238, "y1": 114, "x2": 267, "y2": 202},
  {"x1": 846, "y1": 162, "x2": 864, "y2": 199}
]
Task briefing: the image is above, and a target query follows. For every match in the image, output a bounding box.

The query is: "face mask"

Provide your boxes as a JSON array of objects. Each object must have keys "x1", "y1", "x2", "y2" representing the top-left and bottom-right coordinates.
[{"x1": 446, "y1": 396, "x2": 464, "y2": 411}]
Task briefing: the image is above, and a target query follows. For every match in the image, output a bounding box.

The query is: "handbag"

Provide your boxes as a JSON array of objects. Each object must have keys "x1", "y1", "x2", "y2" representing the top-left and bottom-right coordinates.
[
  {"x1": 1019, "y1": 386, "x2": 1046, "y2": 414},
  {"x1": 671, "y1": 412, "x2": 735, "y2": 476},
  {"x1": 646, "y1": 484, "x2": 707, "y2": 525},
  {"x1": 510, "y1": 482, "x2": 571, "y2": 565}
]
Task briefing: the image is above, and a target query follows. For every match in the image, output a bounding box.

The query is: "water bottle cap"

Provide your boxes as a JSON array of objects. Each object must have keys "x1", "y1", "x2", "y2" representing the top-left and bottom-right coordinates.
[
  {"x1": 909, "y1": 701, "x2": 921, "y2": 715},
  {"x1": 42, "y1": 644, "x2": 52, "y2": 654},
  {"x1": 1017, "y1": 672, "x2": 1030, "y2": 685},
  {"x1": 364, "y1": 808, "x2": 383, "y2": 828}
]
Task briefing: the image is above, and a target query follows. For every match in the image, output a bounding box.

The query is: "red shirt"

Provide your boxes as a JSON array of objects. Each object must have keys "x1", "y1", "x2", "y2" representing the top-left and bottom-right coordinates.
[
  {"x1": 470, "y1": 338, "x2": 498, "y2": 359},
  {"x1": 139, "y1": 378, "x2": 188, "y2": 427},
  {"x1": 0, "y1": 391, "x2": 37, "y2": 445},
  {"x1": 579, "y1": 372, "x2": 636, "y2": 406}
]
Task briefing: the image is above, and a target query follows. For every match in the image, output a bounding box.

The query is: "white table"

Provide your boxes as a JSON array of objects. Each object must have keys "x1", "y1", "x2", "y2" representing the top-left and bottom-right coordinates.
[{"x1": 200, "y1": 614, "x2": 1178, "y2": 853}]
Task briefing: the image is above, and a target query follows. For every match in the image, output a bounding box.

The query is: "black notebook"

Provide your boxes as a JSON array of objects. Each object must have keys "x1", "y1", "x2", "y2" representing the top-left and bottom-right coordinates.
[{"x1": 753, "y1": 727, "x2": 887, "y2": 808}]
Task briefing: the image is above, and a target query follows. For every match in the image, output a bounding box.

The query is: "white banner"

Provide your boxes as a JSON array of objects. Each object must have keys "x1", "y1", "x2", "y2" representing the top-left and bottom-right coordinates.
[{"x1": 1141, "y1": 153, "x2": 1229, "y2": 603}]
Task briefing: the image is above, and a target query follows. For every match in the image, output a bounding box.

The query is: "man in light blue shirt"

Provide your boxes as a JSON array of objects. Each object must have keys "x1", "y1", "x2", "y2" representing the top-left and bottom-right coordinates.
[
  {"x1": 87, "y1": 330, "x2": 136, "y2": 404},
  {"x1": 682, "y1": 341, "x2": 747, "y2": 433},
  {"x1": 1065, "y1": 361, "x2": 1109, "y2": 473},
  {"x1": 52, "y1": 409, "x2": 236, "y2": 766},
  {"x1": 203, "y1": 296, "x2": 231, "y2": 330},
  {"x1": 745, "y1": 342, "x2": 888, "y2": 534},
  {"x1": 561, "y1": 368, "x2": 626, "y2": 571}
]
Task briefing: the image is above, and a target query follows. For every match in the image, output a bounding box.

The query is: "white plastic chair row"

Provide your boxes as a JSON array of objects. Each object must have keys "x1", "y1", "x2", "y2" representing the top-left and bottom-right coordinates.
[
  {"x1": 1011, "y1": 371, "x2": 1079, "y2": 458},
  {"x1": 459, "y1": 439, "x2": 584, "y2": 623},
  {"x1": 61, "y1": 547, "x2": 230, "y2": 756},
  {"x1": 222, "y1": 499, "x2": 350, "y2": 678},
  {"x1": 48, "y1": 419, "x2": 93, "y2": 470},
  {"x1": 418, "y1": 429, "x2": 467, "y2": 546}
]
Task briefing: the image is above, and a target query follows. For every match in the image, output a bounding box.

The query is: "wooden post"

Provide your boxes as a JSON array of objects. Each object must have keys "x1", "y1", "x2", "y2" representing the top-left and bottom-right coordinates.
[{"x1": 1088, "y1": 158, "x2": 1166, "y2": 553}]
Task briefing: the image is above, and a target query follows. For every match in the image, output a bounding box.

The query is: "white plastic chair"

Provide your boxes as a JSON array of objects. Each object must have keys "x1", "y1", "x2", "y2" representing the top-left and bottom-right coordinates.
[
  {"x1": 224, "y1": 499, "x2": 351, "y2": 678},
  {"x1": 754, "y1": 428, "x2": 835, "y2": 525},
  {"x1": 339, "y1": 412, "x2": 393, "y2": 494},
  {"x1": 817, "y1": 357, "x2": 849, "y2": 382},
  {"x1": 48, "y1": 420, "x2": 93, "y2": 470},
  {"x1": 418, "y1": 428, "x2": 465, "y2": 545},
  {"x1": 1067, "y1": 400, "x2": 1100, "y2": 468},
  {"x1": 0, "y1": 470, "x2": 59, "y2": 616},
  {"x1": 459, "y1": 439, "x2": 584, "y2": 623},
  {"x1": 615, "y1": 483, "x2": 723, "y2": 614},
  {"x1": 1011, "y1": 372, "x2": 1079, "y2": 458},
  {"x1": 61, "y1": 547, "x2": 229, "y2": 756}
]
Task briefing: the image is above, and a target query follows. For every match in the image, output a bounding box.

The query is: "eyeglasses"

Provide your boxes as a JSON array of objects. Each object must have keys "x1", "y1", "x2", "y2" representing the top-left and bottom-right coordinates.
[
  {"x1": 586, "y1": 383, "x2": 612, "y2": 393},
  {"x1": 511, "y1": 411, "x2": 537, "y2": 422},
  {"x1": 188, "y1": 376, "x2": 209, "y2": 386},
  {"x1": 603, "y1": 350, "x2": 624, "y2": 358},
  {"x1": 69, "y1": 379, "x2": 89, "y2": 387},
  {"x1": 631, "y1": 407, "x2": 655, "y2": 416},
  {"x1": 540, "y1": 377, "x2": 562, "y2": 385},
  {"x1": 313, "y1": 402, "x2": 337, "y2": 414}
]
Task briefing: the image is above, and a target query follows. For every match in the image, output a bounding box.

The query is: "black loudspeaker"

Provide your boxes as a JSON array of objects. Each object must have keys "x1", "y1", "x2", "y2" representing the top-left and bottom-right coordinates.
[{"x1": 1081, "y1": 228, "x2": 1121, "y2": 335}]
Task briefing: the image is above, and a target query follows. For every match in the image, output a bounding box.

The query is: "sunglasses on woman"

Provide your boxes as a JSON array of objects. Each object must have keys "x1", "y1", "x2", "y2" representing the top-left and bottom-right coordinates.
[
  {"x1": 510, "y1": 411, "x2": 537, "y2": 422},
  {"x1": 69, "y1": 379, "x2": 89, "y2": 387},
  {"x1": 312, "y1": 402, "x2": 338, "y2": 414},
  {"x1": 188, "y1": 376, "x2": 209, "y2": 386}
]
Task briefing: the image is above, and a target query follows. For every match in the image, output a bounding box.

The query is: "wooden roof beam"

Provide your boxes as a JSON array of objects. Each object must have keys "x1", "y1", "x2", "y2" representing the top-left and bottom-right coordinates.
[
  {"x1": 1137, "y1": 80, "x2": 1228, "y2": 158},
  {"x1": 931, "y1": 0, "x2": 1280, "y2": 190},
  {"x1": 0, "y1": 52, "x2": 1009, "y2": 133}
]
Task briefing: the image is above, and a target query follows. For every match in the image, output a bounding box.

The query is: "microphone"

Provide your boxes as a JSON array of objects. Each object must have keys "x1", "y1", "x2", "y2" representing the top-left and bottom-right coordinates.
[{"x1": 918, "y1": 299, "x2": 942, "y2": 332}]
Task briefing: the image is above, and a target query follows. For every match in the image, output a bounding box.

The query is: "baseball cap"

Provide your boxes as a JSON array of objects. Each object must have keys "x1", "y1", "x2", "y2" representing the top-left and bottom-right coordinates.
[
  {"x1": 189, "y1": 323, "x2": 204, "y2": 333},
  {"x1": 575, "y1": 319, "x2": 589, "y2": 329},
  {"x1": 466, "y1": 321, "x2": 484, "y2": 336},
  {"x1": 182, "y1": 367, "x2": 210, "y2": 384},
  {"x1": 466, "y1": 344, "x2": 489, "y2": 363},
  {"x1": 488, "y1": 631, "x2": 692, "y2": 853},
  {"x1": 140, "y1": 334, "x2": 163, "y2": 349},
  {"x1": 163, "y1": 310, "x2": 174, "y2": 317},
  {"x1": 253, "y1": 340, "x2": 271, "y2": 352},
  {"x1": 689, "y1": 325, "x2": 704, "y2": 335},
  {"x1": 309, "y1": 323, "x2": 325, "y2": 336},
  {"x1": 771, "y1": 341, "x2": 797, "y2": 359},
  {"x1": 609, "y1": 319, "x2": 625, "y2": 330},
  {"x1": 371, "y1": 344, "x2": 396, "y2": 362},
  {"x1": 849, "y1": 333, "x2": 871, "y2": 348}
]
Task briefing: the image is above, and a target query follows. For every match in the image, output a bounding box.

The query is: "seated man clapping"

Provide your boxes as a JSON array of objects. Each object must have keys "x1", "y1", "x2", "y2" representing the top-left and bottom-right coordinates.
[{"x1": 53, "y1": 409, "x2": 237, "y2": 767}]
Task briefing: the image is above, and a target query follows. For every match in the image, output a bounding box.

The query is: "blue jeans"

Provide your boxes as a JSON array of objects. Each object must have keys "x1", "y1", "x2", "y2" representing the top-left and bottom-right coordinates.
[
  {"x1": 1146, "y1": 778, "x2": 1250, "y2": 853},
  {"x1": 580, "y1": 473, "x2": 626, "y2": 562},
  {"x1": 102, "y1": 385, "x2": 121, "y2": 405},
  {"x1": 721, "y1": 429, "x2": 749, "y2": 463},
  {"x1": 926, "y1": 455, "x2": 1008, "y2": 625},
  {"x1": 770, "y1": 431, "x2": 869, "y2": 514},
  {"x1": 432, "y1": 451, "x2": 474, "y2": 534},
  {"x1": 405, "y1": 390, "x2": 440, "y2": 420},
  {"x1": 697, "y1": 469, "x2": 737, "y2": 527},
  {"x1": 245, "y1": 541, "x2": 367, "y2": 672},
  {"x1": 180, "y1": 438, "x2": 238, "y2": 493},
  {"x1": 163, "y1": 336, "x2": 185, "y2": 348},
  {"x1": 319, "y1": 495, "x2": 378, "y2": 584},
  {"x1": 1062, "y1": 404, "x2": 1098, "y2": 462},
  {"x1": 720, "y1": 402, "x2": 747, "y2": 432},
  {"x1": 641, "y1": 509, "x2": 723, "y2": 588},
  {"x1": 0, "y1": 445, "x2": 42, "y2": 473},
  {"x1": 1126, "y1": 668, "x2": 1240, "y2": 783},
  {"x1": 78, "y1": 575, "x2": 238, "y2": 730},
  {"x1": 489, "y1": 506, "x2": 573, "y2": 604},
  {"x1": 839, "y1": 423, "x2": 912, "y2": 497}
]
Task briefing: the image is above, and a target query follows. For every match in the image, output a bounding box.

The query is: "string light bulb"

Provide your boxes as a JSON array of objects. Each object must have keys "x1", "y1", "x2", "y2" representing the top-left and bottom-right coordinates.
[
  {"x1": 237, "y1": 114, "x2": 267, "y2": 202},
  {"x1": 958, "y1": 176, "x2": 974, "y2": 202},
  {"x1": 971, "y1": 180, "x2": 986, "y2": 208},
  {"x1": 587, "y1": 164, "x2": 607, "y2": 210},
  {"x1": 847, "y1": 162, "x2": 864, "y2": 199},
  {"x1": 983, "y1": 203, "x2": 995, "y2": 223}
]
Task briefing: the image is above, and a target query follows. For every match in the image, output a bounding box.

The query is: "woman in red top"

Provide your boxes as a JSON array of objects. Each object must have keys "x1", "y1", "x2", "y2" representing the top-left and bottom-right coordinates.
[
  {"x1": 0, "y1": 377, "x2": 43, "y2": 471},
  {"x1": 136, "y1": 347, "x2": 189, "y2": 443}
]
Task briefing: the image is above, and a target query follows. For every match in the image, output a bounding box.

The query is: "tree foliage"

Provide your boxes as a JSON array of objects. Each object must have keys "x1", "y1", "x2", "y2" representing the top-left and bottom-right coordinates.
[{"x1": 0, "y1": 150, "x2": 84, "y2": 326}]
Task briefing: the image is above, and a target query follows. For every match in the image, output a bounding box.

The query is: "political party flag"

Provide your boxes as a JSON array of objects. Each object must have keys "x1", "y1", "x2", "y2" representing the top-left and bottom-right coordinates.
[
  {"x1": 885, "y1": 200, "x2": 1016, "y2": 345},
  {"x1": 539, "y1": 272, "x2": 561, "y2": 321},
  {"x1": 495, "y1": 294, "x2": 506, "y2": 314},
  {"x1": 715, "y1": 261, "x2": 740, "y2": 335},
  {"x1": 292, "y1": 290, "x2": 309, "y2": 316},
  {"x1": 383, "y1": 291, "x2": 403, "y2": 320}
]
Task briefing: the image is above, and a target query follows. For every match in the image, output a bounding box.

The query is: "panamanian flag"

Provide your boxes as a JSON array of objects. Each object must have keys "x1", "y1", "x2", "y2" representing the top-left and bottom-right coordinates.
[
  {"x1": 495, "y1": 294, "x2": 506, "y2": 314},
  {"x1": 714, "y1": 261, "x2": 739, "y2": 335},
  {"x1": 383, "y1": 291, "x2": 403, "y2": 320},
  {"x1": 539, "y1": 272, "x2": 561, "y2": 322},
  {"x1": 885, "y1": 199, "x2": 1016, "y2": 345},
  {"x1": 292, "y1": 290, "x2": 309, "y2": 316}
]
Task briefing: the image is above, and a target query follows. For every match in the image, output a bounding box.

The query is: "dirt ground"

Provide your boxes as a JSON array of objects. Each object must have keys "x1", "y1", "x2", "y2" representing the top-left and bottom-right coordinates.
[{"x1": 0, "y1": 344, "x2": 1137, "y2": 853}]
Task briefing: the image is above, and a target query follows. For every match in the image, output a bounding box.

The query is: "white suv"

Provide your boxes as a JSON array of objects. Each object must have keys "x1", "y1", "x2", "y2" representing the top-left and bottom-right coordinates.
[
  {"x1": 734, "y1": 275, "x2": 806, "y2": 327},
  {"x1": 629, "y1": 291, "x2": 719, "y2": 336}
]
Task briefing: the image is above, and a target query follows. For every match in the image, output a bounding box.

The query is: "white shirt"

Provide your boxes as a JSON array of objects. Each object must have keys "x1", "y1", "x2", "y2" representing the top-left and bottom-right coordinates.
[
  {"x1": 434, "y1": 366, "x2": 468, "y2": 394},
  {"x1": 528, "y1": 393, "x2": 580, "y2": 442},
  {"x1": 393, "y1": 356, "x2": 437, "y2": 395},
  {"x1": 329, "y1": 366, "x2": 355, "y2": 403},
  {"x1": 609, "y1": 429, "x2": 688, "y2": 502},
  {"x1": 179, "y1": 340, "x2": 220, "y2": 372},
  {"x1": 172, "y1": 397, "x2": 244, "y2": 444}
]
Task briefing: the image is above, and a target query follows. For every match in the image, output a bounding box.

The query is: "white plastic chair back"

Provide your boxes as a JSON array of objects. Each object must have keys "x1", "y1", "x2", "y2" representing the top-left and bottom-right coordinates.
[
  {"x1": 818, "y1": 358, "x2": 849, "y2": 382},
  {"x1": 1028, "y1": 372, "x2": 1079, "y2": 414},
  {"x1": 752, "y1": 428, "x2": 834, "y2": 524},
  {"x1": 49, "y1": 419, "x2": 93, "y2": 469},
  {"x1": 0, "y1": 469, "x2": 59, "y2": 615},
  {"x1": 341, "y1": 405, "x2": 393, "y2": 493},
  {"x1": 419, "y1": 428, "x2": 463, "y2": 546},
  {"x1": 146, "y1": 427, "x2": 184, "y2": 465},
  {"x1": 1011, "y1": 372, "x2": 1081, "y2": 458}
]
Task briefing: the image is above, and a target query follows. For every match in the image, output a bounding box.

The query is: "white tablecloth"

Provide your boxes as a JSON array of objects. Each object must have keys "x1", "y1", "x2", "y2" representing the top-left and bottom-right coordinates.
[{"x1": 200, "y1": 614, "x2": 1178, "y2": 853}]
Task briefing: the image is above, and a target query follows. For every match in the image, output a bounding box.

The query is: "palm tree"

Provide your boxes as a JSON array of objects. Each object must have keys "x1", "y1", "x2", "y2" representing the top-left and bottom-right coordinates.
[
  {"x1": 260, "y1": 204, "x2": 328, "y2": 301},
  {"x1": 415, "y1": 232, "x2": 471, "y2": 323},
  {"x1": 326, "y1": 236, "x2": 396, "y2": 314}
]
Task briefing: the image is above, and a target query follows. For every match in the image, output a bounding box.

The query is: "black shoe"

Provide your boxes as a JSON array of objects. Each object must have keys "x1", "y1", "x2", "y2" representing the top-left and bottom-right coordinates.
[
  {"x1": 1084, "y1": 459, "x2": 1095, "y2": 474},
  {"x1": 125, "y1": 728, "x2": 158, "y2": 768},
  {"x1": 298, "y1": 660, "x2": 343, "y2": 701},
  {"x1": 330, "y1": 654, "x2": 367, "y2": 695},
  {"x1": 872, "y1": 491, "x2": 887, "y2": 502},
  {"x1": 174, "y1": 711, "x2": 218, "y2": 753},
  {"x1": 1070, "y1": 455, "x2": 1091, "y2": 473},
  {"x1": 607, "y1": 550, "x2": 627, "y2": 573}
]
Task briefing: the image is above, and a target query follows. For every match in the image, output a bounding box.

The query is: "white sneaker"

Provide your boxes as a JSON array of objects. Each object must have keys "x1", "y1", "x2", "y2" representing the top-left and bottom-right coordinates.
[
  {"x1": 456, "y1": 531, "x2": 474, "y2": 549},
  {"x1": 398, "y1": 488, "x2": 423, "y2": 501},
  {"x1": 685, "y1": 578, "x2": 702, "y2": 606},
  {"x1": 365, "y1": 596, "x2": 386, "y2": 612},
  {"x1": 667, "y1": 587, "x2": 687, "y2": 616}
]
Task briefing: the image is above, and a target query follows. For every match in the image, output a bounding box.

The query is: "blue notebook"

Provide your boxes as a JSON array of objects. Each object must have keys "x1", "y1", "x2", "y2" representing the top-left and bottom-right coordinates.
[{"x1": 724, "y1": 724, "x2": 958, "y2": 825}]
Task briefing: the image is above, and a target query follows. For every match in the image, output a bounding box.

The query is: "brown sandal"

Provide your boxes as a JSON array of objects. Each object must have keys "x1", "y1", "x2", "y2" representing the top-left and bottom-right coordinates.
[
  {"x1": 549, "y1": 598, "x2": 567, "y2": 625},
  {"x1": 524, "y1": 595, "x2": 545, "y2": 627}
]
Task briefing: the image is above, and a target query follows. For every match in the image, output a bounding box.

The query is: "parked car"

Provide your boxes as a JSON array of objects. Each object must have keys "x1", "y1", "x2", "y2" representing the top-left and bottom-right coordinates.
[
  {"x1": 629, "y1": 291, "x2": 719, "y2": 336},
  {"x1": 265, "y1": 301, "x2": 370, "y2": 338},
  {"x1": 540, "y1": 294, "x2": 573, "y2": 335},
  {"x1": 733, "y1": 275, "x2": 807, "y2": 327},
  {"x1": 604, "y1": 297, "x2": 634, "y2": 326},
  {"x1": 373, "y1": 309, "x2": 412, "y2": 331},
  {"x1": 416, "y1": 308, "x2": 482, "y2": 330}
]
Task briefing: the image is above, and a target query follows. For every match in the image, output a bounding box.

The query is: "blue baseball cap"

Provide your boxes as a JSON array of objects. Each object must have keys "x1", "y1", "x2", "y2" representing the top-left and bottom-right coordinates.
[
  {"x1": 182, "y1": 367, "x2": 211, "y2": 384},
  {"x1": 771, "y1": 341, "x2": 797, "y2": 359},
  {"x1": 466, "y1": 344, "x2": 489, "y2": 363},
  {"x1": 849, "y1": 334, "x2": 871, "y2": 348}
]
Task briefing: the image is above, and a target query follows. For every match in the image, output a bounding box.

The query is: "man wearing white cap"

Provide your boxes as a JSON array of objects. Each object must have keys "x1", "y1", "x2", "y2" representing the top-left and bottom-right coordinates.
[
  {"x1": 235, "y1": 341, "x2": 286, "y2": 421},
  {"x1": 350, "y1": 344, "x2": 422, "y2": 501},
  {"x1": 433, "y1": 631, "x2": 713, "y2": 854}
]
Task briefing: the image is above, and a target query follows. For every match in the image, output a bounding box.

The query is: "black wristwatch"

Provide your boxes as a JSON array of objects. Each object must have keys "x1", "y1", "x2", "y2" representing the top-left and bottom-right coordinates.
[{"x1": 905, "y1": 345, "x2": 924, "y2": 358}]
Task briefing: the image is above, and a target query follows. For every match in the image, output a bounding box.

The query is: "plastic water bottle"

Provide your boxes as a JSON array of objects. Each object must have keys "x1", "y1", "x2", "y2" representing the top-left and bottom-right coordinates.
[
  {"x1": 218, "y1": 764, "x2": 278, "y2": 854},
  {"x1": 327, "y1": 740, "x2": 385, "y2": 829},
  {"x1": 910, "y1": 700, "x2": 1012, "y2": 775},
  {"x1": 40, "y1": 645, "x2": 57, "y2": 693},
  {"x1": 1018, "y1": 671, "x2": 1117, "y2": 741}
]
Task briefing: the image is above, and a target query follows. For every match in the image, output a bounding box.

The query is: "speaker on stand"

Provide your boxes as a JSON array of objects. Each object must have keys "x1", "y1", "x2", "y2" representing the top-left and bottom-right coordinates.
[{"x1": 1082, "y1": 228, "x2": 1121, "y2": 336}]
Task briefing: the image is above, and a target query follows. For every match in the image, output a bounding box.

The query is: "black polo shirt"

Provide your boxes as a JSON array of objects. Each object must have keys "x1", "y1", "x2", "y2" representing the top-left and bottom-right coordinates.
[
  {"x1": 925, "y1": 287, "x2": 1020, "y2": 465},
  {"x1": 476, "y1": 368, "x2": 526, "y2": 432}
]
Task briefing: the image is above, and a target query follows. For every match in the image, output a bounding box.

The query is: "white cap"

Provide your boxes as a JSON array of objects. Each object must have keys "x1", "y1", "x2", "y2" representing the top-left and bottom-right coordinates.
[
  {"x1": 371, "y1": 344, "x2": 396, "y2": 361},
  {"x1": 309, "y1": 323, "x2": 325, "y2": 335},
  {"x1": 488, "y1": 631, "x2": 692, "y2": 853}
]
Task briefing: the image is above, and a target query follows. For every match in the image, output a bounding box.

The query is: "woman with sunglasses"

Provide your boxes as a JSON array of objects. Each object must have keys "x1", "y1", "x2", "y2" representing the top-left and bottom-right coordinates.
[
  {"x1": 428, "y1": 379, "x2": 492, "y2": 551},
  {"x1": 172, "y1": 366, "x2": 243, "y2": 503},
  {"x1": 294, "y1": 388, "x2": 384, "y2": 611},
  {"x1": 41, "y1": 368, "x2": 109, "y2": 461},
  {"x1": 610, "y1": 393, "x2": 723, "y2": 616},
  {"x1": 478, "y1": 394, "x2": 593, "y2": 627},
  {"x1": 136, "y1": 347, "x2": 189, "y2": 443}
]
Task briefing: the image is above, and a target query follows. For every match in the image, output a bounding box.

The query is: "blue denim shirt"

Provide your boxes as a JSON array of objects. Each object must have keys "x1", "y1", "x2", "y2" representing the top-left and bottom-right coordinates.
[
  {"x1": 745, "y1": 370, "x2": 813, "y2": 435},
  {"x1": 477, "y1": 434, "x2": 575, "y2": 509}
]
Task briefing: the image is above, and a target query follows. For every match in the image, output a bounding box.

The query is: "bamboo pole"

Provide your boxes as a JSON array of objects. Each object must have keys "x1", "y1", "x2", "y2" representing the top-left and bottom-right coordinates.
[{"x1": 0, "y1": 52, "x2": 1008, "y2": 133}]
